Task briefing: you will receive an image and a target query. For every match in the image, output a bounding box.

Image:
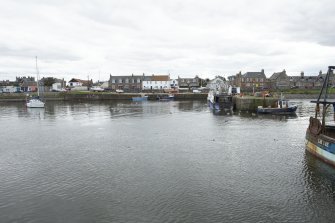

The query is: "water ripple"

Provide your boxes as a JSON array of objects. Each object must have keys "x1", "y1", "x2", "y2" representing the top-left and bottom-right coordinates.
[{"x1": 1, "y1": 100, "x2": 335, "y2": 222}]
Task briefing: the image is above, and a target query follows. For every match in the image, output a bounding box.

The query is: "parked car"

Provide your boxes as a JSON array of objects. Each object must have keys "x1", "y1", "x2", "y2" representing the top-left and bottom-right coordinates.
[{"x1": 116, "y1": 89, "x2": 124, "y2": 93}]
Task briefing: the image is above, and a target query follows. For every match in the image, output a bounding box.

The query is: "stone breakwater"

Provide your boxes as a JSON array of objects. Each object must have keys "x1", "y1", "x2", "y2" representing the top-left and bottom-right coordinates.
[{"x1": 0, "y1": 92, "x2": 208, "y2": 102}]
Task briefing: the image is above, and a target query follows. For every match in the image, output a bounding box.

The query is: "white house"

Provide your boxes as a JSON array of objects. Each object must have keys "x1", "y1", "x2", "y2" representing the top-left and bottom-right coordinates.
[
  {"x1": 208, "y1": 76, "x2": 229, "y2": 92},
  {"x1": 2, "y1": 86, "x2": 20, "y2": 93},
  {"x1": 142, "y1": 75, "x2": 171, "y2": 90},
  {"x1": 52, "y1": 83, "x2": 62, "y2": 91},
  {"x1": 68, "y1": 78, "x2": 84, "y2": 87}
]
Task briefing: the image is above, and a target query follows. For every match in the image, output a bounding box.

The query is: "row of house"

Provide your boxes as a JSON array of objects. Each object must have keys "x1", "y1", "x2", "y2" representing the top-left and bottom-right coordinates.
[
  {"x1": 108, "y1": 74, "x2": 179, "y2": 92},
  {"x1": 0, "y1": 76, "x2": 66, "y2": 93},
  {"x1": 227, "y1": 69, "x2": 334, "y2": 91},
  {"x1": 1, "y1": 69, "x2": 332, "y2": 93},
  {"x1": 108, "y1": 74, "x2": 208, "y2": 92},
  {"x1": 1, "y1": 74, "x2": 192, "y2": 93}
]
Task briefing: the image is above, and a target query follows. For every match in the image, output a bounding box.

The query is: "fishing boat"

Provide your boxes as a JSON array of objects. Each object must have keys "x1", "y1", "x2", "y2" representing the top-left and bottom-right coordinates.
[
  {"x1": 132, "y1": 94, "x2": 148, "y2": 101},
  {"x1": 26, "y1": 57, "x2": 45, "y2": 108},
  {"x1": 207, "y1": 77, "x2": 233, "y2": 111},
  {"x1": 305, "y1": 66, "x2": 335, "y2": 167},
  {"x1": 157, "y1": 94, "x2": 174, "y2": 101},
  {"x1": 207, "y1": 90, "x2": 233, "y2": 111},
  {"x1": 257, "y1": 94, "x2": 297, "y2": 115}
]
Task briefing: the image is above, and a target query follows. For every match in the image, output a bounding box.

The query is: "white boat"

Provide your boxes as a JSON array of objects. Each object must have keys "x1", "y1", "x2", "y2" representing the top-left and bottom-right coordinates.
[
  {"x1": 207, "y1": 80, "x2": 232, "y2": 111},
  {"x1": 26, "y1": 98, "x2": 45, "y2": 108},
  {"x1": 26, "y1": 57, "x2": 45, "y2": 108},
  {"x1": 90, "y1": 86, "x2": 104, "y2": 92},
  {"x1": 207, "y1": 90, "x2": 233, "y2": 111}
]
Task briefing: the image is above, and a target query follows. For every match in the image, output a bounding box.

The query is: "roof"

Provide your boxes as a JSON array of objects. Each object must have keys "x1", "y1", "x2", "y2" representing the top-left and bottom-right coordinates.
[
  {"x1": 243, "y1": 71, "x2": 266, "y2": 79},
  {"x1": 143, "y1": 76, "x2": 152, "y2": 81},
  {"x1": 269, "y1": 70, "x2": 287, "y2": 80},
  {"x1": 211, "y1": 76, "x2": 226, "y2": 82},
  {"x1": 151, "y1": 75, "x2": 169, "y2": 81},
  {"x1": 69, "y1": 78, "x2": 85, "y2": 83},
  {"x1": 109, "y1": 75, "x2": 144, "y2": 79},
  {"x1": 68, "y1": 78, "x2": 92, "y2": 86},
  {"x1": 289, "y1": 76, "x2": 320, "y2": 82},
  {"x1": 21, "y1": 81, "x2": 37, "y2": 87}
]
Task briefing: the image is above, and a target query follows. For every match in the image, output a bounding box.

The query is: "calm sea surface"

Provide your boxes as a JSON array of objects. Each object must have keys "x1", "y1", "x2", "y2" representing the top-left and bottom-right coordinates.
[{"x1": 1, "y1": 99, "x2": 335, "y2": 223}]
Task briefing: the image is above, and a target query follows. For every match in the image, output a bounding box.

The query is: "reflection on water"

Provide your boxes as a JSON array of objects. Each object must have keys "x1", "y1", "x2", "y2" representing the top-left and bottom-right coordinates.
[
  {"x1": 302, "y1": 151, "x2": 335, "y2": 221},
  {"x1": 25, "y1": 107, "x2": 45, "y2": 119},
  {"x1": 1, "y1": 99, "x2": 335, "y2": 222}
]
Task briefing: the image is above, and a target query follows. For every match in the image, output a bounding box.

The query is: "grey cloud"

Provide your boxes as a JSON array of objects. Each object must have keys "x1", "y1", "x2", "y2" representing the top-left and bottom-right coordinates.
[
  {"x1": 0, "y1": 45, "x2": 81, "y2": 61},
  {"x1": 1, "y1": 0, "x2": 335, "y2": 81}
]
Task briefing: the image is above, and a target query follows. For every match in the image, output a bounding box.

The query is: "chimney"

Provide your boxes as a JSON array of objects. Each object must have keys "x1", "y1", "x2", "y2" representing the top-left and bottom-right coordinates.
[{"x1": 301, "y1": 71, "x2": 304, "y2": 78}]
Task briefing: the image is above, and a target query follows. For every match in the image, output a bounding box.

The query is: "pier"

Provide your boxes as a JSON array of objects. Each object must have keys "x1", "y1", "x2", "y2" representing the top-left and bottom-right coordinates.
[{"x1": 233, "y1": 96, "x2": 278, "y2": 111}]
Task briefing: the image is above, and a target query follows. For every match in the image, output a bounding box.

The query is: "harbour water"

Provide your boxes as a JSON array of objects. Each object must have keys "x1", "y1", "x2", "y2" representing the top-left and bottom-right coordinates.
[{"x1": 1, "y1": 100, "x2": 335, "y2": 222}]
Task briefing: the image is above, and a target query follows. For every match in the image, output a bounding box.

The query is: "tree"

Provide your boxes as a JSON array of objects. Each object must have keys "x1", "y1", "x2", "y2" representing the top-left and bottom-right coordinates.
[{"x1": 41, "y1": 77, "x2": 56, "y2": 87}]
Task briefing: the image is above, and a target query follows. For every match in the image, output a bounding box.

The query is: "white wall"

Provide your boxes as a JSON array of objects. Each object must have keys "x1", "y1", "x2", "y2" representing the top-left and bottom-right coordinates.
[
  {"x1": 142, "y1": 80, "x2": 171, "y2": 90},
  {"x1": 2, "y1": 86, "x2": 17, "y2": 93},
  {"x1": 71, "y1": 86, "x2": 88, "y2": 91},
  {"x1": 52, "y1": 83, "x2": 62, "y2": 90},
  {"x1": 69, "y1": 81, "x2": 82, "y2": 87}
]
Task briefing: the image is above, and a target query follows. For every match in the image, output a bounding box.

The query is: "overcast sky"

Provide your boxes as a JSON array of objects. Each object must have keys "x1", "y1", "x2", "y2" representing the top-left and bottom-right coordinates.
[{"x1": 0, "y1": 0, "x2": 334, "y2": 82}]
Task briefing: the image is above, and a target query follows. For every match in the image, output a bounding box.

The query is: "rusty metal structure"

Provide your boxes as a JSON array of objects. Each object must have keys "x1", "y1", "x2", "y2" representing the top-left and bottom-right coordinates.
[{"x1": 306, "y1": 66, "x2": 335, "y2": 167}]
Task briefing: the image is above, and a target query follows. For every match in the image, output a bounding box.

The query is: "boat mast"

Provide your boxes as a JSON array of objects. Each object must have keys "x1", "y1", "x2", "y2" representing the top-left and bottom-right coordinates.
[{"x1": 35, "y1": 56, "x2": 40, "y2": 97}]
